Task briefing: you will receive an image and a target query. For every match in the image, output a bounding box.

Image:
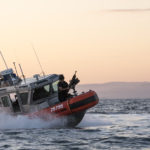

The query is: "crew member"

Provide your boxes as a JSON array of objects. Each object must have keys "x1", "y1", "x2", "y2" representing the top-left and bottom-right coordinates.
[{"x1": 58, "y1": 74, "x2": 69, "y2": 102}]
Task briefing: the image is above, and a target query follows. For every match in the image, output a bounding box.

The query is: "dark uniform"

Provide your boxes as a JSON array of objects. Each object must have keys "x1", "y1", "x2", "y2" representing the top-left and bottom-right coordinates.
[{"x1": 58, "y1": 81, "x2": 69, "y2": 102}]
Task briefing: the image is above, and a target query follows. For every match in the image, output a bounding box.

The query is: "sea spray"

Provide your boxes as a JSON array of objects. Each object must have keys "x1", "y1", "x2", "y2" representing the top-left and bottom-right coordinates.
[{"x1": 0, "y1": 113, "x2": 67, "y2": 129}]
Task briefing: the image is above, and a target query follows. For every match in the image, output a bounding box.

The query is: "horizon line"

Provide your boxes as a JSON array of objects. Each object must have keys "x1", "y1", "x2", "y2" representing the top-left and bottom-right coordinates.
[{"x1": 79, "y1": 81, "x2": 150, "y2": 85}]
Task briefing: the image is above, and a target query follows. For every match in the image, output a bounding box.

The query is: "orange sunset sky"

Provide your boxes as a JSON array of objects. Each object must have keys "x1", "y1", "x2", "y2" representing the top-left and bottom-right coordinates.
[{"x1": 0, "y1": 0, "x2": 150, "y2": 84}]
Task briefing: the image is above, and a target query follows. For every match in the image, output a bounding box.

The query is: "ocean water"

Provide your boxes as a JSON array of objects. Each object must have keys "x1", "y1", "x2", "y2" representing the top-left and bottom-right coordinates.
[{"x1": 0, "y1": 99, "x2": 150, "y2": 150}]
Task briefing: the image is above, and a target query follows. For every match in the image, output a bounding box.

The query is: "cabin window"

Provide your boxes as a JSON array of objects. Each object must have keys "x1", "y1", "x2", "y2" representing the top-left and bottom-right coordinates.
[
  {"x1": 44, "y1": 85, "x2": 50, "y2": 93},
  {"x1": 1, "y1": 96, "x2": 10, "y2": 107},
  {"x1": 20, "y1": 93, "x2": 28, "y2": 105},
  {"x1": 0, "y1": 100, "x2": 2, "y2": 106},
  {"x1": 33, "y1": 84, "x2": 51, "y2": 101},
  {"x1": 52, "y1": 80, "x2": 59, "y2": 92}
]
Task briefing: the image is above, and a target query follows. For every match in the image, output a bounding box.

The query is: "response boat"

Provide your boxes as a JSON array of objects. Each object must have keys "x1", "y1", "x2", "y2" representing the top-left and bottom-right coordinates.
[{"x1": 0, "y1": 68, "x2": 99, "y2": 127}]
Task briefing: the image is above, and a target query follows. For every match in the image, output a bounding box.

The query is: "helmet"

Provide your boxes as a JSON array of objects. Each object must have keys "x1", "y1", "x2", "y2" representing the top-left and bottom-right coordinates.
[{"x1": 59, "y1": 74, "x2": 64, "y2": 80}]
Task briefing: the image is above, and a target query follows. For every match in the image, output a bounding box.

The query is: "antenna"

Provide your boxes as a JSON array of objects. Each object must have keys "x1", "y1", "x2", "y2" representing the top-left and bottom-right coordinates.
[
  {"x1": 13, "y1": 62, "x2": 19, "y2": 76},
  {"x1": 0, "y1": 51, "x2": 8, "y2": 69},
  {"x1": 19, "y1": 64, "x2": 26, "y2": 84},
  {"x1": 31, "y1": 44, "x2": 45, "y2": 77}
]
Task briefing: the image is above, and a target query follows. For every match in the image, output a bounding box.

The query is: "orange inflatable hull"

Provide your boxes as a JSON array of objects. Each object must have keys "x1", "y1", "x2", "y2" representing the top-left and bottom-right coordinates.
[{"x1": 29, "y1": 90, "x2": 99, "y2": 127}]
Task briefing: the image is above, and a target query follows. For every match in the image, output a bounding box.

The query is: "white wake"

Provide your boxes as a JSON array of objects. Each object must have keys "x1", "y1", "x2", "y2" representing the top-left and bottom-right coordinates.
[{"x1": 0, "y1": 113, "x2": 64, "y2": 129}]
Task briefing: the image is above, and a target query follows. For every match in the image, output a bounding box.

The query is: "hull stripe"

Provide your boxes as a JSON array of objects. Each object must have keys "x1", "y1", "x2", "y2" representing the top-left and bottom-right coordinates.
[{"x1": 69, "y1": 95, "x2": 97, "y2": 110}]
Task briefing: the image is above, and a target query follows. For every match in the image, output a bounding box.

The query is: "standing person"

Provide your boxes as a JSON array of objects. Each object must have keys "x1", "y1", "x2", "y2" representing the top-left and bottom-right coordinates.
[{"x1": 58, "y1": 74, "x2": 69, "y2": 102}]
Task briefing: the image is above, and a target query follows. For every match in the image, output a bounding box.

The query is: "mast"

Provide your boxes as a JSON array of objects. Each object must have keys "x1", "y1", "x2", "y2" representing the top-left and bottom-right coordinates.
[
  {"x1": 31, "y1": 44, "x2": 45, "y2": 77},
  {"x1": 0, "y1": 51, "x2": 8, "y2": 69},
  {"x1": 13, "y1": 62, "x2": 19, "y2": 77},
  {"x1": 19, "y1": 64, "x2": 26, "y2": 84}
]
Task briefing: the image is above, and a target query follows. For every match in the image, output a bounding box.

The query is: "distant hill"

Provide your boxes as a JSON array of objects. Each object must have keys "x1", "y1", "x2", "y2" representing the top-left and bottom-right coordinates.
[{"x1": 77, "y1": 82, "x2": 150, "y2": 99}]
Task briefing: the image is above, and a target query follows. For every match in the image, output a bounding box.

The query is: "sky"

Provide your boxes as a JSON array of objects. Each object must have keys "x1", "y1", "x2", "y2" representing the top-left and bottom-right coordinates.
[{"x1": 0, "y1": 0, "x2": 150, "y2": 84}]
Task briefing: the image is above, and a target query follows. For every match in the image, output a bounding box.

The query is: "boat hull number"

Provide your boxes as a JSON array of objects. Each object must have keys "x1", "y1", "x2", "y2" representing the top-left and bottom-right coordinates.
[{"x1": 50, "y1": 104, "x2": 64, "y2": 112}]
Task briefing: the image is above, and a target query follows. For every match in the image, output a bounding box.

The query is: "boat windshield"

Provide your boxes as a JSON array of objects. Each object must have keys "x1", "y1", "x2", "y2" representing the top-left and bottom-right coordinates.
[
  {"x1": 52, "y1": 80, "x2": 59, "y2": 92},
  {"x1": 32, "y1": 80, "x2": 59, "y2": 102},
  {"x1": 33, "y1": 84, "x2": 52, "y2": 101}
]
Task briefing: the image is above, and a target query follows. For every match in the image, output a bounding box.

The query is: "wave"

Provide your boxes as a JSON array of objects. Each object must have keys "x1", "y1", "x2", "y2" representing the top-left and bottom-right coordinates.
[
  {"x1": 78, "y1": 113, "x2": 113, "y2": 128},
  {"x1": 0, "y1": 112, "x2": 148, "y2": 130}
]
